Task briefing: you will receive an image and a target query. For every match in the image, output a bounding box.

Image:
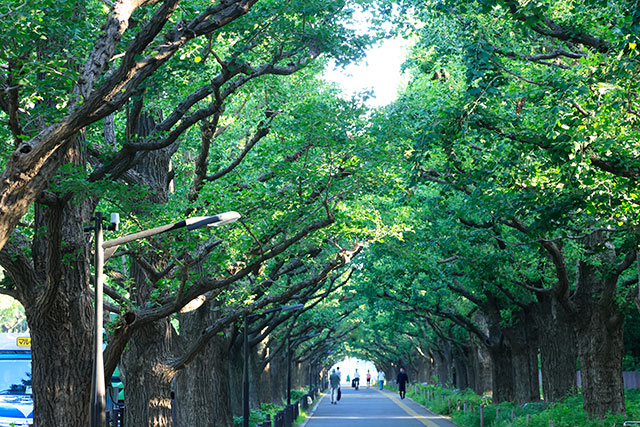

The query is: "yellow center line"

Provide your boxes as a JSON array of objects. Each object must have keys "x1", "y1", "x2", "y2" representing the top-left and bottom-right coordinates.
[{"x1": 375, "y1": 388, "x2": 445, "y2": 427}]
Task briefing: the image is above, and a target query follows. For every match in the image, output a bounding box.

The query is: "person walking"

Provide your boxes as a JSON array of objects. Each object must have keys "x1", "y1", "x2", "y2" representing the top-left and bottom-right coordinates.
[
  {"x1": 397, "y1": 367, "x2": 409, "y2": 399},
  {"x1": 366, "y1": 370, "x2": 371, "y2": 387},
  {"x1": 378, "y1": 370, "x2": 386, "y2": 390},
  {"x1": 353, "y1": 369, "x2": 360, "y2": 390},
  {"x1": 329, "y1": 369, "x2": 340, "y2": 405}
]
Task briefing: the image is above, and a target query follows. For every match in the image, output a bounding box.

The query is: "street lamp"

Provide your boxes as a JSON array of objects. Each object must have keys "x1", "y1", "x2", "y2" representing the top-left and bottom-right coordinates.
[
  {"x1": 243, "y1": 304, "x2": 303, "y2": 427},
  {"x1": 86, "y1": 211, "x2": 240, "y2": 427},
  {"x1": 287, "y1": 333, "x2": 320, "y2": 405}
]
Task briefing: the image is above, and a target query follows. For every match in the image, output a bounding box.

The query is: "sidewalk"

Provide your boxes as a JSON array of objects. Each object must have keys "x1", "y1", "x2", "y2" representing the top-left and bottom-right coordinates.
[{"x1": 302, "y1": 385, "x2": 457, "y2": 427}]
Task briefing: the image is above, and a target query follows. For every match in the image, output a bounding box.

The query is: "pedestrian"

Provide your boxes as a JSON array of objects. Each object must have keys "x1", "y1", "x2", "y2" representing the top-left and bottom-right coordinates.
[
  {"x1": 336, "y1": 366, "x2": 341, "y2": 381},
  {"x1": 396, "y1": 367, "x2": 409, "y2": 399},
  {"x1": 329, "y1": 369, "x2": 340, "y2": 404},
  {"x1": 366, "y1": 370, "x2": 371, "y2": 387},
  {"x1": 353, "y1": 369, "x2": 360, "y2": 390},
  {"x1": 378, "y1": 370, "x2": 385, "y2": 390},
  {"x1": 346, "y1": 374, "x2": 350, "y2": 384}
]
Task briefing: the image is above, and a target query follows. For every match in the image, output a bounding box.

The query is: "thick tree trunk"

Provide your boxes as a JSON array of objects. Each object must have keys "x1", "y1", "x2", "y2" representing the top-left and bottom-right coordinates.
[
  {"x1": 452, "y1": 345, "x2": 474, "y2": 390},
  {"x1": 228, "y1": 345, "x2": 244, "y2": 416},
  {"x1": 173, "y1": 335, "x2": 234, "y2": 427},
  {"x1": 433, "y1": 344, "x2": 453, "y2": 386},
  {"x1": 268, "y1": 352, "x2": 287, "y2": 405},
  {"x1": 123, "y1": 319, "x2": 176, "y2": 427},
  {"x1": 469, "y1": 326, "x2": 492, "y2": 395},
  {"x1": 21, "y1": 137, "x2": 95, "y2": 426},
  {"x1": 121, "y1": 110, "x2": 179, "y2": 427},
  {"x1": 505, "y1": 310, "x2": 540, "y2": 404},
  {"x1": 172, "y1": 301, "x2": 236, "y2": 427},
  {"x1": 27, "y1": 290, "x2": 93, "y2": 427},
  {"x1": 535, "y1": 294, "x2": 578, "y2": 402},
  {"x1": 577, "y1": 309, "x2": 625, "y2": 417},
  {"x1": 485, "y1": 329, "x2": 514, "y2": 403},
  {"x1": 572, "y1": 259, "x2": 626, "y2": 418}
]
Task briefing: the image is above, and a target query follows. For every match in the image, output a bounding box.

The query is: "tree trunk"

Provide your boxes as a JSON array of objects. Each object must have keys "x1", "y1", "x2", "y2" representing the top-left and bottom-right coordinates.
[
  {"x1": 572, "y1": 260, "x2": 625, "y2": 418},
  {"x1": 121, "y1": 110, "x2": 179, "y2": 426},
  {"x1": 27, "y1": 289, "x2": 93, "y2": 427},
  {"x1": 505, "y1": 309, "x2": 540, "y2": 404},
  {"x1": 20, "y1": 135, "x2": 95, "y2": 426},
  {"x1": 228, "y1": 344, "x2": 244, "y2": 416},
  {"x1": 268, "y1": 352, "x2": 287, "y2": 405},
  {"x1": 123, "y1": 319, "x2": 176, "y2": 427},
  {"x1": 535, "y1": 293, "x2": 578, "y2": 402},
  {"x1": 453, "y1": 344, "x2": 474, "y2": 390},
  {"x1": 173, "y1": 332, "x2": 234, "y2": 427},
  {"x1": 485, "y1": 328, "x2": 514, "y2": 403},
  {"x1": 433, "y1": 343, "x2": 453, "y2": 386}
]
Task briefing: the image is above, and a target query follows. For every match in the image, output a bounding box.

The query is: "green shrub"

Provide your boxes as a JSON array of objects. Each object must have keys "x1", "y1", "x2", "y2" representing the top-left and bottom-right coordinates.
[{"x1": 402, "y1": 383, "x2": 640, "y2": 427}]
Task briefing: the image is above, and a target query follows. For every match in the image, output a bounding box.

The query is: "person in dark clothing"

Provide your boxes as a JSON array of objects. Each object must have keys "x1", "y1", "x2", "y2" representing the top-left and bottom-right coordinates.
[{"x1": 396, "y1": 367, "x2": 409, "y2": 399}]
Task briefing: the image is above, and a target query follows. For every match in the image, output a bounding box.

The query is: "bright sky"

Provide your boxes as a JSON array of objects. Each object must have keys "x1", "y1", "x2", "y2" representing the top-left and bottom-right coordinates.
[
  {"x1": 330, "y1": 356, "x2": 378, "y2": 384},
  {"x1": 323, "y1": 37, "x2": 411, "y2": 107}
]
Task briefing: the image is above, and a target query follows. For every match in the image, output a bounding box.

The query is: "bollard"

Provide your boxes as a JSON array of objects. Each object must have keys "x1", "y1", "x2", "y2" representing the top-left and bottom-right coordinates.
[
  {"x1": 512, "y1": 409, "x2": 515, "y2": 420},
  {"x1": 496, "y1": 408, "x2": 500, "y2": 420},
  {"x1": 283, "y1": 405, "x2": 293, "y2": 427},
  {"x1": 526, "y1": 414, "x2": 531, "y2": 425},
  {"x1": 480, "y1": 405, "x2": 484, "y2": 427},
  {"x1": 274, "y1": 410, "x2": 284, "y2": 427},
  {"x1": 463, "y1": 401, "x2": 467, "y2": 413},
  {"x1": 457, "y1": 399, "x2": 461, "y2": 411}
]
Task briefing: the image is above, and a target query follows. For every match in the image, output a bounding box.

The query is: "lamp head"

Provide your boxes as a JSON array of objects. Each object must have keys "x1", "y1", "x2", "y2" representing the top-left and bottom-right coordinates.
[{"x1": 185, "y1": 211, "x2": 241, "y2": 230}]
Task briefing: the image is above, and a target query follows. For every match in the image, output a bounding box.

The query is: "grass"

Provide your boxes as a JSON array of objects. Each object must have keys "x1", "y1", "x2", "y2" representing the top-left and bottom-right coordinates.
[{"x1": 391, "y1": 383, "x2": 640, "y2": 427}]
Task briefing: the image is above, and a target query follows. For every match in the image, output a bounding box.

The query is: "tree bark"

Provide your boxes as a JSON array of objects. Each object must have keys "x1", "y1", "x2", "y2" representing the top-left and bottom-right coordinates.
[
  {"x1": 122, "y1": 318, "x2": 176, "y2": 427},
  {"x1": 535, "y1": 293, "x2": 578, "y2": 402},
  {"x1": 173, "y1": 303, "x2": 234, "y2": 427},
  {"x1": 432, "y1": 344, "x2": 453, "y2": 386},
  {"x1": 16, "y1": 130, "x2": 96, "y2": 426},
  {"x1": 572, "y1": 260, "x2": 626, "y2": 418},
  {"x1": 485, "y1": 327, "x2": 514, "y2": 403},
  {"x1": 504, "y1": 309, "x2": 540, "y2": 404}
]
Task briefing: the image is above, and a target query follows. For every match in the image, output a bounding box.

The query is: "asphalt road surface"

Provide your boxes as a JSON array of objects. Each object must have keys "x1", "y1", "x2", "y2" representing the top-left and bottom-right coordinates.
[{"x1": 303, "y1": 385, "x2": 458, "y2": 427}]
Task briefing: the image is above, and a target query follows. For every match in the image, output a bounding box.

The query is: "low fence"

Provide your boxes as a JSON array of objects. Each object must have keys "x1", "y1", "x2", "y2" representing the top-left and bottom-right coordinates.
[
  {"x1": 258, "y1": 399, "x2": 301, "y2": 427},
  {"x1": 108, "y1": 385, "x2": 326, "y2": 427},
  {"x1": 258, "y1": 383, "x2": 326, "y2": 427}
]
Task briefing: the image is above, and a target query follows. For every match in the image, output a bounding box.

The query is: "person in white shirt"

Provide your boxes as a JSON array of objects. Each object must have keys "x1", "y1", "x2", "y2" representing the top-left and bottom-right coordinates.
[
  {"x1": 378, "y1": 370, "x2": 386, "y2": 390},
  {"x1": 353, "y1": 369, "x2": 360, "y2": 390}
]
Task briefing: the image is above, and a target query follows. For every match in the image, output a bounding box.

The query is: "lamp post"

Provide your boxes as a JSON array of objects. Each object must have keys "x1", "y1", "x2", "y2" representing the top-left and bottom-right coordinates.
[
  {"x1": 243, "y1": 304, "x2": 303, "y2": 427},
  {"x1": 86, "y1": 211, "x2": 240, "y2": 427},
  {"x1": 287, "y1": 333, "x2": 320, "y2": 405}
]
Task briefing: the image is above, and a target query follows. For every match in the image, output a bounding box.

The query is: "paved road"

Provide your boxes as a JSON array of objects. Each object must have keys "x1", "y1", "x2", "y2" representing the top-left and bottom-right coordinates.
[{"x1": 303, "y1": 385, "x2": 458, "y2": 427}]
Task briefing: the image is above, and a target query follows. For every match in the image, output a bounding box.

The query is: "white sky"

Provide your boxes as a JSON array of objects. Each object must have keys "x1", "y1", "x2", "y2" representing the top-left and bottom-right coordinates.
[
  {"x1": 322, "y1": 4, "x2": 413, "y2": 108},
  {"x1": 323, "y1": 37, "x2": 411, "y2": 107}
]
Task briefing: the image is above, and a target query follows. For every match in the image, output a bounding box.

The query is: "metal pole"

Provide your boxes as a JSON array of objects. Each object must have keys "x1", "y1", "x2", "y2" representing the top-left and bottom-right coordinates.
[
  {"x1": 287, "y1": 338, "x2": 292, "y2": 405},
  {"x1": 90, "y1": 213, "x2": 106, "y2": 427},
  {"x1": 242, "y1": 316, "x2": 249, "y2": 427}
]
